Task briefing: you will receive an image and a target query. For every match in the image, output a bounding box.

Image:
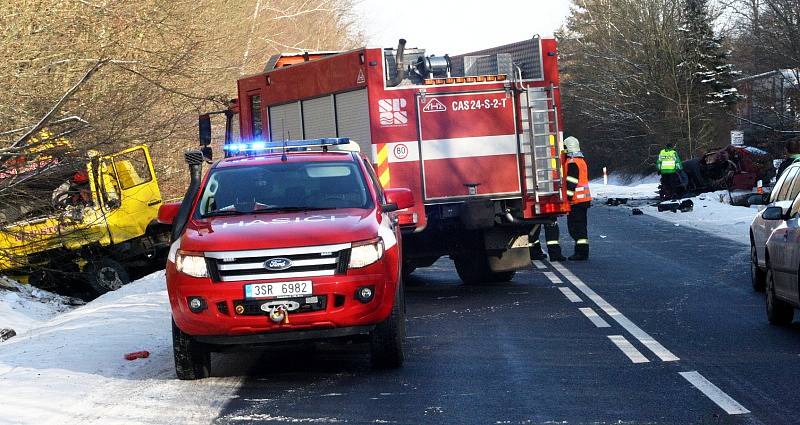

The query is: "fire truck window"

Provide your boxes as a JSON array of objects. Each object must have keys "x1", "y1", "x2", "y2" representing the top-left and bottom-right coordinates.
[
  {"x1": 197, "y1": 161, "x2": 372, "y2": 217},
  {"x1": 112, "y1": 149, "x2": 152, "y2": 190},
  {"x1": 250, "y1": 95, "x2": 263, "y2": 138}
]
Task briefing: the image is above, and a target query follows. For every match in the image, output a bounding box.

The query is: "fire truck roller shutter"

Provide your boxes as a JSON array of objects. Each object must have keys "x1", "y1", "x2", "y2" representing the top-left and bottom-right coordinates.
[
  {"x1": 335, "y1": 89, "x2": 372, "y2": 157},
  {"x1": 269, "y1": 101, "x2": 303, "y2": 141},
  {"x1": 302, "y1": 96, "x2": 337, "y2": 139}
]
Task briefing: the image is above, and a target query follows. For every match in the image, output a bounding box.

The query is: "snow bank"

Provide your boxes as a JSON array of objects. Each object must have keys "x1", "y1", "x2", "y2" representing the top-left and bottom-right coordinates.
[
  {"x1": 0, "y1": 278, "x2": 76, "y2": 338},
  {"x1": 590, "y1": 175, "x2": 758, "y2": 245},
  {"x1": 0, "y1": 271, "x2": 241, "y2": 425}
]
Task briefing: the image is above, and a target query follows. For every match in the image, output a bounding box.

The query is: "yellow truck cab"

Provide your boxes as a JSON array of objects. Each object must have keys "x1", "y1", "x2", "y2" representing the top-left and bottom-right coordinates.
[{"x1": 0, "y1": 145, "x2": 170, "y2": 297}]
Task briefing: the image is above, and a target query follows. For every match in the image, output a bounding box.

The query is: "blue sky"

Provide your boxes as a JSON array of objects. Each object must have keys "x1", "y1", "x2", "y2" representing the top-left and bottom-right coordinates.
[{"x1": 353, "y1": 0, "x2": 573, "y2": 54}]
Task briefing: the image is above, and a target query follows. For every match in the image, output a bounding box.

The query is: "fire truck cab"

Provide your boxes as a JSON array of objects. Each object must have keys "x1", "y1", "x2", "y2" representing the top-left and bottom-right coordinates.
[{"x1": 227, "y1": 37, "x2": 569, "y2": 284}]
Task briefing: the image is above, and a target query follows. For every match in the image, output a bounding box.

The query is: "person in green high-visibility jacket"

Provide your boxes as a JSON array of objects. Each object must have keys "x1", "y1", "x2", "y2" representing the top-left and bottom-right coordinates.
[
  {"x1": 657, "y1": 143, "x2": 684, "y2": 199},
  {"x1": 657, "y1": 143, "x2": 682, "y2": 174}
]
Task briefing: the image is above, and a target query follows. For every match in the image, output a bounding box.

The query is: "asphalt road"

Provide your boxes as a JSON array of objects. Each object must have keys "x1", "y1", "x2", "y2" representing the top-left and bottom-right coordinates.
[{"x1": 211, "y1": 205, "x2": 800, "y2": 425}]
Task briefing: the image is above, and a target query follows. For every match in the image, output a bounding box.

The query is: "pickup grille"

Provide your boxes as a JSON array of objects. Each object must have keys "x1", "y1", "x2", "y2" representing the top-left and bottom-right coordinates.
[{"x1": 204, "y1": 243, "x2": 351, "y2": 282}]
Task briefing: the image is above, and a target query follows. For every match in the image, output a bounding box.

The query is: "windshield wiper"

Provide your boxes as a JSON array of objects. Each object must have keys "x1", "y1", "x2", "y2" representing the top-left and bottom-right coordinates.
[
  {"x1": 204, "y1": 209, "x2": 246, "y2": 217},
  {"x1": 252, "y1": 206, "x2": 335, "y2": 213}
]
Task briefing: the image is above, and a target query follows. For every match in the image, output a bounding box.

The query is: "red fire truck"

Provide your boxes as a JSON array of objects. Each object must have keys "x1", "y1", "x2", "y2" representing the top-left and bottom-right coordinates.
[{"x1": 216, "y1": 37, "x2": 569, "y2": 284}]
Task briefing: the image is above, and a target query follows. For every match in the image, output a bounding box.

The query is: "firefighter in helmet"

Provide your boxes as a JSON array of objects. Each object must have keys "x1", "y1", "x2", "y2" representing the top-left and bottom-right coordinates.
[{"x1": 564, "y1": 136, "x2": 591, "y2": 261}]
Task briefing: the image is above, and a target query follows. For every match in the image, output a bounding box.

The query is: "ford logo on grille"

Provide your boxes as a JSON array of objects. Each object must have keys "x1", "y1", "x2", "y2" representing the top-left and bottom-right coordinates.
[{"x1": 265, "y1": 258, "x2": 293, "y2": 271}]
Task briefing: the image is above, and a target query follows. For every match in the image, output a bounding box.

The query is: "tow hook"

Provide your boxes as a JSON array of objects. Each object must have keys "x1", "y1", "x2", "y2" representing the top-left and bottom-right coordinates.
[{"x1": 269, "y1": 305, "x2": 290, "y2": 324}]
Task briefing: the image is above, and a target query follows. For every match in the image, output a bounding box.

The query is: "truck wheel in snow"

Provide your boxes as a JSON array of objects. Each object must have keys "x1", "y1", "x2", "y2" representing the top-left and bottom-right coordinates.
[
  {"x1": 370, "y1": 279, "x2": 405, "y2": 369},
  {"x1": 750, "y1": 244, "x2": 766, "y2": 292},
  {"x1": 84, "y1": 258, "x2": 130, "y2": 295},
  {"x1": 766, "y1": 267, "x2": 794, "y2": 326},
  {"x1": 172, "y1": 320, "x2": 211, "y2": 380},
  {"x1": 453, "y1": 255, "x2": 516, "y2": 285}
]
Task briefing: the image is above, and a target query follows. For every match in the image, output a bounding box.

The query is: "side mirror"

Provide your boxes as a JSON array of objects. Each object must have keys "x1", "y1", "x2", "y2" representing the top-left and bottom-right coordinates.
[
  {"x1": 199, "y1": 114, "x2": 212, "y2": 147},
  {"x1": 157, "y1": 202, "x2": 181, "y2": 225},
  {"x1": 382, "y1": 188, "x2": 415, "y2": 212},
  {"x1": 762, "y1": 206, "x2": 788, "y2": 221}
]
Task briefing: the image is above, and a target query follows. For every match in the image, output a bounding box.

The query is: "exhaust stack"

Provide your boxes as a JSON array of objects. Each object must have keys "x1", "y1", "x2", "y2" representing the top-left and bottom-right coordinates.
[{"x1": 389, "y1": 38, "x2": 407, "y2": 87}]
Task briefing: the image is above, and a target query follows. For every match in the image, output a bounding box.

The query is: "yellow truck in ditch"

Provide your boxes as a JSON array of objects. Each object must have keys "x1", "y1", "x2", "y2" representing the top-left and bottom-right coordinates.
[{"x1": 0, "y1": 144, "x2": 170, "y2": 296}]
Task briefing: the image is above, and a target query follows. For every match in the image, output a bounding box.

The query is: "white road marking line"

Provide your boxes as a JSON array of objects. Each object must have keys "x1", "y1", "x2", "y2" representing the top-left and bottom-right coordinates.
[
  {"x1": 532, "y1": 260, "x2": 547, "y2": 269},
  {"x1": 608, "y1": 335, "x2": 650, "y2": 363},
  {"x1": 679, "y1": 371, "x2": 750, "y2": 415},
  {"x1": 558, "y1": 287, "x2": 583, "y2": 303},
  {"x1": 544, "y1": 271, "x2": 563, "y2": 284},
  {"x1": 551, "y1": 262, "x2": 680, "y2": 362},
  {"x1": 579, "y1": 307, "x2": 610, "y2": 327}
]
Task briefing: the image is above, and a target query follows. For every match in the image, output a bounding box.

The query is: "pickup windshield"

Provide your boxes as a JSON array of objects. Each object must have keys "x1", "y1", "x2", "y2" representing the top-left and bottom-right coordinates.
[{"x1": 197, "y1": 161, "x2": 372, "y2": 217}]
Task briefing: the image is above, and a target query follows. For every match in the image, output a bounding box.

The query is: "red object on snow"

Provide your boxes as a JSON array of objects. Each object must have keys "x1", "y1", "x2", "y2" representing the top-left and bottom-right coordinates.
[{"x1": 124, "y1": 351, "x2": 150, "y2": 361}]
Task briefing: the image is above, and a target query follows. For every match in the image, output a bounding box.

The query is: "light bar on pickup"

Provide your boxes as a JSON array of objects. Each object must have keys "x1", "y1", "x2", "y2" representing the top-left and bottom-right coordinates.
[{"x1": 223, "y1": 138, "x2": 351, "y2": 153}]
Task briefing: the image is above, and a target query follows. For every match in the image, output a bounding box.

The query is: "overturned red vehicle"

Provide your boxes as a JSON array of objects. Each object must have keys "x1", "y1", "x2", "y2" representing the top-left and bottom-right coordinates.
[{"x1": 161, "y1": 139, "x2": 413, "y2": 380}]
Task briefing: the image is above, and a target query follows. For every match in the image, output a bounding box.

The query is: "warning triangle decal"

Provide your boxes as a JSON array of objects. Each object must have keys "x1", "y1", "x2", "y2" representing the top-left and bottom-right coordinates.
[
  {"x1": 356, "y1": 69, "x2": 366, "y2": 84},
  {"x1": 422, "y1": 98, "x2": 447, "y2": 112}
]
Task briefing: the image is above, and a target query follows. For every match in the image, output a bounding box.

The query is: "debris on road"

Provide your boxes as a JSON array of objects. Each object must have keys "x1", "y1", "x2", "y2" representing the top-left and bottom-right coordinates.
[
  {"x1": 124, "y1": 351, "x2": 150, "y2": 361},
  {"x1": 0, "y1": 328, "x2": 15, "y2": 341}
]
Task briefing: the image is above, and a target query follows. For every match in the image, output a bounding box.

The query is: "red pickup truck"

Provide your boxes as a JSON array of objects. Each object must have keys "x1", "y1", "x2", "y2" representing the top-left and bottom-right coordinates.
[{"x1": 161, "y1": 138, "x2": 413, "y2": 380}]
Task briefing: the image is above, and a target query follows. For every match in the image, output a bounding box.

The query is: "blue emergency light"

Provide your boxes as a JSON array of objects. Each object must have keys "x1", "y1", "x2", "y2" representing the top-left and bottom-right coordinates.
[{"x1": 223, "y1": 137, "x2": 351, "y2": 154}]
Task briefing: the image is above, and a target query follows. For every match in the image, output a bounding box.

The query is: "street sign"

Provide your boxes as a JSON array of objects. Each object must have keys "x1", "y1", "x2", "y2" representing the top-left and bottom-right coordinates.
[{"x1": 731, "y1": 130, "x2": 744, "y2": 146}]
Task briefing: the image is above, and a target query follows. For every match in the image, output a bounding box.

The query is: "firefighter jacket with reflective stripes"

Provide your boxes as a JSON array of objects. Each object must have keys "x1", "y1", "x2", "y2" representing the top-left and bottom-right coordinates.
[
  {"x1": 565, "y1": 155, "x2": 592, "y2": 205},
  {"x1": 657, "y1": 148, "x2": 682, "y2": 174}
]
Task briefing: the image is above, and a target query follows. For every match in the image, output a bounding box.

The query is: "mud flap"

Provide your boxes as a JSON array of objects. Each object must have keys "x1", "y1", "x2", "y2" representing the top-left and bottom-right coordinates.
[{"x1": 484, "y1": 229, "x2": 531, "y2": 272}]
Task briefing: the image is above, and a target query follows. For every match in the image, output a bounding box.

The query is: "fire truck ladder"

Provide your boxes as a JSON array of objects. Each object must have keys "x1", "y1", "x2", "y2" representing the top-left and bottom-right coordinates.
[{"x1": 520, "y1": 85, "x2": 563, "y2": 202}]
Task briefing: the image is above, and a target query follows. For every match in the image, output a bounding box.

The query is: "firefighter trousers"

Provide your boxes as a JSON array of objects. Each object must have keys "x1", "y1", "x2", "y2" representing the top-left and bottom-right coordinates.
[
  {"x1": 568, "y1": 202, "x2": 590, "y2": 256},
  {"x1": 531, "y1": 222, "x2": 562, "y2": 257}
]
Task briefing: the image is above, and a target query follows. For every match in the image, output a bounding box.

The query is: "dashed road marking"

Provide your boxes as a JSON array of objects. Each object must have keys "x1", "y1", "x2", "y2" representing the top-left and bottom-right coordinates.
[
  {"x1": 679, "y1": 371, "x2": 750, "y2": 415},
  {"x1": 579, "y1": 307, "x2": 610, "y2": 328},
  {"x1": 532, "y1": 260, "x2": 547, "y2": 270},
  {"x1": 608, "y1": 335, "x2": 649, "y2": 363},
  {"x1": 543, "y1": 272, "x2": 563, "y2": 284},
  {"x1": 558, "y1": 287, "x2": 582, "y2": 303},
  {"x1": 551, "y1": 262, "x2": 680, "y2": 362}
]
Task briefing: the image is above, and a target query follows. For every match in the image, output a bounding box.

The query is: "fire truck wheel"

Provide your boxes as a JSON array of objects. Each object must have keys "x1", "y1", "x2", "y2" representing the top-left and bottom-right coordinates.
[
  {"x1": 454, "y1": 255, "x2": 516, "y2": 285},
  {"x1": 370, "y1": 280, "x2": 405, "y2": 369},
  {"x1": 84, "y1": 258, "x2": 130, "y2": 296},
  {"x1": 172, "y1": 320, "x2": 211, "y2": 380}
]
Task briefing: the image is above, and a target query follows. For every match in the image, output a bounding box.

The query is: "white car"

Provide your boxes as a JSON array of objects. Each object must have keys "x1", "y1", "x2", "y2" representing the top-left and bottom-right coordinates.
[
  {"x1": 749, "y1": 162, "x2": 800, "y2": 291},
  {"x1": 760, "y1": 202, "x2": 800, "y2": 324}
]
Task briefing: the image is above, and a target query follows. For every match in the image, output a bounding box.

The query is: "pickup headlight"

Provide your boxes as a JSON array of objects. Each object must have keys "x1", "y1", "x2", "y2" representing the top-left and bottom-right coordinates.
[
  {"x1": 175, "y1": 250, "x2": 208, "y2": 278},
  {"x1": 349, "y1": 238, "x2": 384, "y2": 269}
]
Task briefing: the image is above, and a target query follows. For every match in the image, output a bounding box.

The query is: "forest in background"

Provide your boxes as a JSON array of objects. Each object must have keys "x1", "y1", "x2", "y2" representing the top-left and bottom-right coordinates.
[
  {"x1": 559, "y1": 0, "x2": 800, "y2": 175},
  {"x1": 0, "y1": 0, "x2": 362, "y2": 205}
]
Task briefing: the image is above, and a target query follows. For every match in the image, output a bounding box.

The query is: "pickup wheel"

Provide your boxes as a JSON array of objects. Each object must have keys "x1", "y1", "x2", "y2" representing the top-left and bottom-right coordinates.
[
  {"x1": 84, "y1": 257, "x2": 130, "y2": 296},
  {"x1": 172, "y1": 320, "x2": 211, "y2": 380},
  {"x1": 766, "y1": 266, "x2": 794, "y2": 326},
  {"x1": 751, "y1": 244, "x2": 766, "y2": 292},
  {"x1": 453, "y1": 255, "x2": 516, "y2": 285},
  {"x1": 370, "y1": 280, "x2": 405, "y2": 369}
]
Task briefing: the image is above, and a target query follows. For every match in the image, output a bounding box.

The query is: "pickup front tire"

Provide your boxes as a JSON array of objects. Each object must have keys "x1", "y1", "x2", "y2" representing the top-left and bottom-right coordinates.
[
  {"x1": 172, "y1": 320, "x2": 211, "y2": 380},
  {"x1": 370, "y1": 280, "x2": 405, "y2": 369}
]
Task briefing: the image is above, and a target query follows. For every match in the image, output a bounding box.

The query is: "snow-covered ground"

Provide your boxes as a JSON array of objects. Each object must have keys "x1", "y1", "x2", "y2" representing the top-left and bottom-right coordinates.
[
  {"x1": 0, "y1": 271, "x2": 242, "y2": 425},
  {"x1": 0, "y1": 278, "x2": 77, "y2": 338},
  {"x1": 590, "y1": 174, "x2": 759, "y2": 245}
]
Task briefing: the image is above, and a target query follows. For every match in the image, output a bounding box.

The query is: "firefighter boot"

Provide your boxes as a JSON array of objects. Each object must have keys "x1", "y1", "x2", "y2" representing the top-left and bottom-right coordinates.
[
  {"x1": 547, "y1": 244, "x2": 566, "y2": 262},
  {"x1": 530, "y1": 242, "x2": 547, "y2": 261},
  {"x1": 568, "y1": 243, "x2": 589, "y2": 261}
]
